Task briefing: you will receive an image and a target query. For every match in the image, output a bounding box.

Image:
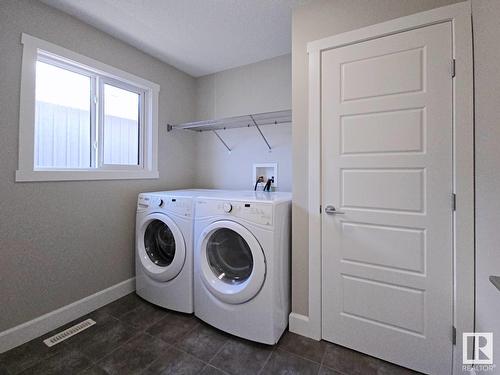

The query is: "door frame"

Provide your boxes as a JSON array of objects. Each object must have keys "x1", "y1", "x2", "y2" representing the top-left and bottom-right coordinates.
[{"x1": 290, "y1": 2, "x2": 474, "y2": 374}]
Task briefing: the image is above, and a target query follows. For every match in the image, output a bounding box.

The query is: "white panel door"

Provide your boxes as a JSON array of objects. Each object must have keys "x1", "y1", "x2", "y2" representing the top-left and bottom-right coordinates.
[{"x1": 321, "y1": 22, "x2": 453, "y2": 374}]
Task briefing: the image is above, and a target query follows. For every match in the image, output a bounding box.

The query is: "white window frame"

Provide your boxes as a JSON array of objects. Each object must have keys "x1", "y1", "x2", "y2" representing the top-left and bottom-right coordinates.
[{"x1": 16, "y1": 33, "x2": 160, "y2": 182}]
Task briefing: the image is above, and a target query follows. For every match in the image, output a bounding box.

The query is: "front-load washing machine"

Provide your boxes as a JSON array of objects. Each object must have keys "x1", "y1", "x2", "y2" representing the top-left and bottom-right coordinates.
[{"x1": 193, "y1": 191, "x2": 291, "y2": 344}]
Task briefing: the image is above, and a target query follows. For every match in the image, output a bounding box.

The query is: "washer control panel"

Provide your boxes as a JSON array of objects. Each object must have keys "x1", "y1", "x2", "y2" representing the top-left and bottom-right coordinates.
[
  {"x1": 138, "y1": 194, "x2": 192, "y2": 216},
  {"x1": 197, "y1": 199, "x2": 273, "y2": 226}
]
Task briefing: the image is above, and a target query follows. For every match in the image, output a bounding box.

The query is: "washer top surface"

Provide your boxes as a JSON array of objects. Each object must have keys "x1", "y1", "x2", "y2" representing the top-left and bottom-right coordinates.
[
  {"x1": 140, "y1": 189, "x2": 226, "y2": 198},
  {"x1": 196, "y1": 191, "x2": 291, "y2": 204},
  {"x1": 140, "y1": 189, "x2": 291, "y2": 202}
]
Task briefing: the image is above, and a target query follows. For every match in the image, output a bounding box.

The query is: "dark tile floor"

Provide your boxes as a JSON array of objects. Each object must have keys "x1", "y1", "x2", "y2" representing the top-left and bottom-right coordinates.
[{"x1": 0, "y1": 293, "x2": 421, "y2": 375}]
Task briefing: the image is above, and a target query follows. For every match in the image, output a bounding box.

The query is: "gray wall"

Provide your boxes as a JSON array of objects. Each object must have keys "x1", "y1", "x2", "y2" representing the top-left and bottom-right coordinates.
[
  {"x1": 193, "y1": 54, "x2": 292, "y2": 191},
  {"x1": 472, "y1": 0, "x2": 500, "y2": 368},
  {"x1": 290, "y1": 0, "x2": 463, "y2": 315},
  {"x1": 0, "y1": 0, "x2": 197, "y2": 332},
  {"x1": 0, "y1": 2, "x2": 292, "y2": 333}
]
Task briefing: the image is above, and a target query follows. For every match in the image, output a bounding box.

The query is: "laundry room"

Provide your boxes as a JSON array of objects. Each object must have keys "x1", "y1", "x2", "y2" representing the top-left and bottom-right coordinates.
[{"x1": 0, "y1": 1, "x2": 499, "y2": 374}]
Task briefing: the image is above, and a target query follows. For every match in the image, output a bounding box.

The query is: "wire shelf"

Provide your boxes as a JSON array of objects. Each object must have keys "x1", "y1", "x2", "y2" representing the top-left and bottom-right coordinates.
[
  {"x1": 167, "y1": 109, "x2": 291, "y2": 153},
  {"x1": 167, "y1": 109, "x2": 291, "y2": 132}
]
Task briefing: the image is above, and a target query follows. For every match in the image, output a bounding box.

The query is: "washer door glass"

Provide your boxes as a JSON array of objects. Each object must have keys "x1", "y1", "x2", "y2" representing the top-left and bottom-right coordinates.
[
  {"x1": 138, "y1": 213, "x2": 186, "y2": 282},
  {"x1": 144, "y1": 219, "x2": 176, "y2": 267},
  {"x1": 206, "y1": 228, "x2": 253, "y2": 284},
  {"x1": 198, "y1": 220, "x2": 266, "y2": 304}
]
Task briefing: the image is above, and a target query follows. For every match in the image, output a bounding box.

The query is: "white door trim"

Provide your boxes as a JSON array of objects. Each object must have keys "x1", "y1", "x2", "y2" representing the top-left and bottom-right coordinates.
[{"x1": 293, "y1": 2, "x2": 474, "y2": 374}]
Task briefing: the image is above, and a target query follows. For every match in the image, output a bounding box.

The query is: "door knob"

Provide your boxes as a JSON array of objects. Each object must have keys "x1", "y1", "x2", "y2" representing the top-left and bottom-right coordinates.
[{"x1": 324, "y1": 205, "x2": 345, "y2": 215}]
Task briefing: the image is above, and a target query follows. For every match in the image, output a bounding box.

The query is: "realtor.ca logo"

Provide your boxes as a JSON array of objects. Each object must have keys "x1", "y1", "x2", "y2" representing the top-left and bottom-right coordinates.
[{"x1": 463, "y1": 333, "x2": 495, "y2": 373}]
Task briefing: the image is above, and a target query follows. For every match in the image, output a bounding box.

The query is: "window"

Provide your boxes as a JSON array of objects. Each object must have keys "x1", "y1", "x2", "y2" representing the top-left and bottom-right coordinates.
[{"x1": 17, "y1": 34, "x2": 159, "y2": 181}]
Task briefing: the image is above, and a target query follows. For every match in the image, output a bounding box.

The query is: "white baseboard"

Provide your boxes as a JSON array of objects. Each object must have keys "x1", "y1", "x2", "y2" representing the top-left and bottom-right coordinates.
[
  {"x1": 0, "y1": 278, "x2": 135, "y2": 353},
  {"x1": 289, "y1": 312, "x2": 321, "y2": 340}
]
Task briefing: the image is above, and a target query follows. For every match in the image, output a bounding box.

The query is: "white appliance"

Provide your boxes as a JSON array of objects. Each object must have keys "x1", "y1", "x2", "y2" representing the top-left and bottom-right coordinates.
[
  {"x1": 136, "y1": 189, "x2": 227, "y2": 313},
  {"x1": 193, "y1": 191, "x2": 291, "y2": 344}
]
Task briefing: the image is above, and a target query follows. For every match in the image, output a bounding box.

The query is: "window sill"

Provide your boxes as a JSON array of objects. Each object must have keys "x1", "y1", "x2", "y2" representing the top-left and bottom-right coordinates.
[{"x1": 15, "y1": 169, "x2": 159, "y2": 182}]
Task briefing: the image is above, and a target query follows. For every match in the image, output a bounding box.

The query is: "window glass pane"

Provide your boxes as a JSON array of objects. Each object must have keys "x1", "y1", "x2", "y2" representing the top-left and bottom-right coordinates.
[
  {"x1": 103, "y1": 84, "x2": 140, "y2": 165},
  {"x1": 35, "y1": 61, "x2": 91, "y2": 168}
]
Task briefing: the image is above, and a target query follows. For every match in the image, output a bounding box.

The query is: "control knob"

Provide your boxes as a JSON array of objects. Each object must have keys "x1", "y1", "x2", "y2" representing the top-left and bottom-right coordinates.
[{"x1": 223, "y1": 203, "x2": 232, "y2": 213}]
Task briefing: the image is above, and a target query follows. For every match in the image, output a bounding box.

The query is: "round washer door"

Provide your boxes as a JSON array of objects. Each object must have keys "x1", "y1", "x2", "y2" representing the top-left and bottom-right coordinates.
[
  {"x1": 198, "y1": 220, "x2": 266, "y2": 304},
  {"x1": 137, "y1": 213, "x2": 186, "y2": 282}
]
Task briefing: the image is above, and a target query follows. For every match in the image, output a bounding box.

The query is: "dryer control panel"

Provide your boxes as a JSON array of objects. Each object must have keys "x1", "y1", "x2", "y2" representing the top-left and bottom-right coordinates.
[
  {"x1": 196, "y1": 199, "x2": 273, "y2": 226},
  {"x1": 138, "y1": 194, "x2": 192, "y2": 217}
]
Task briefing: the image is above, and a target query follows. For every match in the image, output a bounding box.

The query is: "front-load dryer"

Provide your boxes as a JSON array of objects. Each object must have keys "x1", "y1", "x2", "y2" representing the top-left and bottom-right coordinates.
[
  {"x1": 193, "y1": 192, "x2": 291, "y2": 344},
  {"x1": 135, "y1": 191, "x2": 199, "y2": 313}
]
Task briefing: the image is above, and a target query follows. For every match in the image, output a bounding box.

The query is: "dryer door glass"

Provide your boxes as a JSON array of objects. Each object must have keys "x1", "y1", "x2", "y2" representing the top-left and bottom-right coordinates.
[
  {"x1": 144, "y1": 219, "x2": 176, "y2": 267},
  {"x1": 206, "y1": 228, "x2": 253, "y2": 284}
]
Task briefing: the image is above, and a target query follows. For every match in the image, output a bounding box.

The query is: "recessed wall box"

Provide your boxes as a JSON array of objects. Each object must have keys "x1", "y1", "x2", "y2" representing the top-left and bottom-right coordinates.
[{"x1": 253, "y1": 163, "x2": 278, "y2": 190}]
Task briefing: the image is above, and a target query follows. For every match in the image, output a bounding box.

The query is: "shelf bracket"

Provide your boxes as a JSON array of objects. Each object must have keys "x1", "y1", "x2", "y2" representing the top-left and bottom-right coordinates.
[
  {"x1": 250, "y1": 115, "x2": 272, "y2": 151},
  {"x1": 212, "y1": 130, "x2": 231, "y2": 153}
]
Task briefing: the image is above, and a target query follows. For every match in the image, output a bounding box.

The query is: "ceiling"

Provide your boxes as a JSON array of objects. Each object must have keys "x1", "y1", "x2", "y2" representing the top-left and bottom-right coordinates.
[{"x1": 41, "y1": 0, "x2": 307, "y2": 77}]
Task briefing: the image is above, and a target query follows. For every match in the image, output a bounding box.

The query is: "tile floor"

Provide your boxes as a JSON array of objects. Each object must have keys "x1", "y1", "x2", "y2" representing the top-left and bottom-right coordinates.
[{"x1": 0, "y1": 293, "x2": 420, "y2": 375}]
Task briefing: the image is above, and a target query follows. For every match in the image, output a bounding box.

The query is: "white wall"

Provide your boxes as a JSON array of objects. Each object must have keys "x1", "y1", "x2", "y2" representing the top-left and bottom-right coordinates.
[
  {"x1": 193, "y1": 54, "x2": 292, "y2": 191},
  {"x1": 194, "y1": 125, "x2": 292, "y2": 191},
  {"x1": 472, "y1": 0, "x2": 500, "y2": 369},
  {"x1": 195, "y1": 54, "x2": 291, "y2": 119}
]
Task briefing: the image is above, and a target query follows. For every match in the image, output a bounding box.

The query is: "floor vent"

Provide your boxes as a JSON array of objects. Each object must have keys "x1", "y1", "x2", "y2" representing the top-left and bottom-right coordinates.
[{"x1": 43, "y1": 319, "x2": 96, "y2": 347}]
